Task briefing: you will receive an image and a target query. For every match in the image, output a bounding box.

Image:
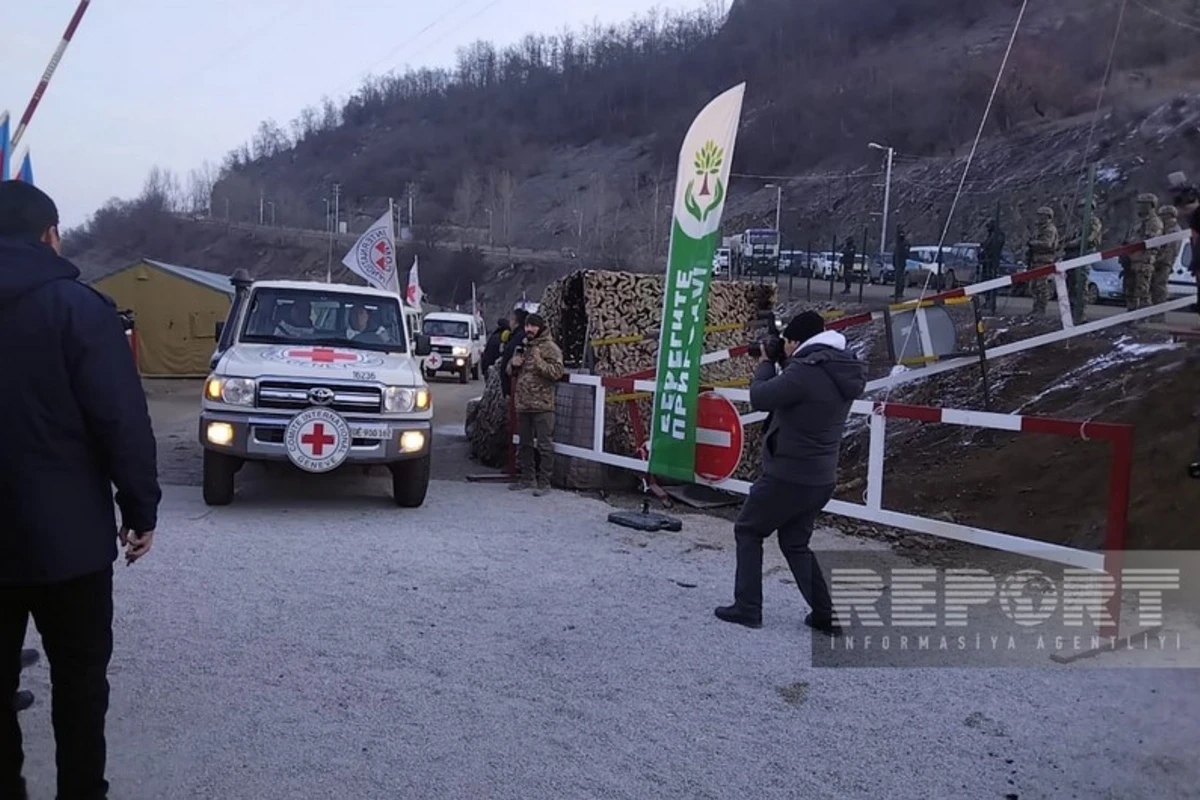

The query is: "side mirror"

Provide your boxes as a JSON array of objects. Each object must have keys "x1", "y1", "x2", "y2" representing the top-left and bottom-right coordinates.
[
  {"x1": 414, "y1": 333, "x2": 432, "y2": 357},
  {"x1": 215, "y1": 320, "x2": 225, "y2": 340}
]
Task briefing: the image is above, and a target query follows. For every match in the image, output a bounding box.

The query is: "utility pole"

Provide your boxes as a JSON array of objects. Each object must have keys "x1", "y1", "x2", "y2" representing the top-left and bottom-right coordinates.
[
  {"x1": 869, "y1": 142, "x2": 894, "y2": 259},
  {"x1": 259, "y1": 190, "x2": 265, "y2": 226},
  {"x1": 327, "y1": 185, "x2": 341, "y2": 283},
  {"x1": 1074, "y1": 164, "x2": 1097, "y2": 325},
  {"x1": 765, "y1": 184, "x2": 782, "y2": 232},
  {"x1": 406, "y1": 182, "x2": 417, "y2": 228},
  {"x1": 268, "y1": 202, "x2": 276, "y2": 226}
]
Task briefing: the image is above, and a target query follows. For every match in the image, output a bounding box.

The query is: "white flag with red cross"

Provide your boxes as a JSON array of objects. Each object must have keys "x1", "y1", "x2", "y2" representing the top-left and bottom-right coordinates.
[
  {"x1": 341, "y1": 210, "x2": 399, "y2": 293},
  {"x1": 406, "y1": 256, "x2": 424, "y2": 312}
]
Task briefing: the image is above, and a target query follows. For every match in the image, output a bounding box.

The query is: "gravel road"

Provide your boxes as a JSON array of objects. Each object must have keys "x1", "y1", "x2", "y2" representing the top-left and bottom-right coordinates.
[{"x1": 15, "y1": 475, "x2": 1200, "y2": 799}]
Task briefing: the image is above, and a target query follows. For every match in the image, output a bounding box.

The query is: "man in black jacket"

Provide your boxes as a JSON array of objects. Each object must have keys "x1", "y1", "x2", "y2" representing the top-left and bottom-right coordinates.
[
  {"x1": 499, "y1": 307, "x2": 529, "y2": 397},
  {"x1": 480, "y1": 317, "x2": 509, "y2": 380},
  {"x1": 715, "y1": 311, "x2": 867, "y2": 636},
  {"x1": 0, "y1": 181, "x2": 160, "y2": 800}
]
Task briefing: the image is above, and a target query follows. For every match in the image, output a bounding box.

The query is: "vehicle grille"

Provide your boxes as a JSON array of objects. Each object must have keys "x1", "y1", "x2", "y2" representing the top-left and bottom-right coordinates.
[
  {"x1": 256, "y1": 381, "x2": 382, "y2": 414},
  {"x1": 431, "y1": 344, "x2": 456, "y2": 356}
]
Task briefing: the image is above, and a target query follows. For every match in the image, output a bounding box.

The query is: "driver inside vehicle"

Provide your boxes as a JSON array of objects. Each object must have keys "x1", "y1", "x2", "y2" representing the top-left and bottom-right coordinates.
[
  {"x1": 275, "y1": 299, "x2": 315, "y2": 337},
  {"x1": 348, "y1": 305, "x2": 391, "y2": 343}
]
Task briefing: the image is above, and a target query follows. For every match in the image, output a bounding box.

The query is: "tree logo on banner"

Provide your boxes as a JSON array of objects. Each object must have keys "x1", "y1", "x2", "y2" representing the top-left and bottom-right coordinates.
[{"x1": 684, "y1": 141, "x2": 726, "y2": 225}]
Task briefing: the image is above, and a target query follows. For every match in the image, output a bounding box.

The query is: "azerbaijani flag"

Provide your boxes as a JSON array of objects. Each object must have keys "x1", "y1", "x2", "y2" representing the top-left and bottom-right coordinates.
[
  {"x1": 0, "y1": 111, "x2": 10, "y2": 181},
  {"x1": 15, "y1": 152, "x2": 33, "y2": 184}
]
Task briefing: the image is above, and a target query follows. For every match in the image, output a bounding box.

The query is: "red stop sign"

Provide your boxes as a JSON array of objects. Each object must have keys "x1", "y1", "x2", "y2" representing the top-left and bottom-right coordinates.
[{"x1": 695, "y1": 391, "x2": 744, "y2": 483}]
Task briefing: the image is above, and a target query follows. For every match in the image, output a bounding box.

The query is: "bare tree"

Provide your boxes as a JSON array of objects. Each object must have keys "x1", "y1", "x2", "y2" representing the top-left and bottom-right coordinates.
[
  {"x1": 251, "y1": 119, "x2": 291, "y2": 160},
  {"x1": 490, "y1": 169, "x2": 516, "y2": 246},
  {"x1": 186, "y1": 160, "x2": 218, "y2": 215},
  {"x1": 141, "y1": 166, "x2": 182, "y2": 213},
  {"x1": 452, "y1": 169, "x2": 481, "y2": 241}
]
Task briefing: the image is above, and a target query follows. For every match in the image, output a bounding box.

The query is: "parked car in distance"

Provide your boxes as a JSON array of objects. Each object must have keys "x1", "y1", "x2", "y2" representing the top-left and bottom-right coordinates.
[
  {"x1": 1087, "y1": 258, "x2": 1124, "y2": 304},
  {"x1": 877, "y1": 252, "x2": 928, "y2": 287}
]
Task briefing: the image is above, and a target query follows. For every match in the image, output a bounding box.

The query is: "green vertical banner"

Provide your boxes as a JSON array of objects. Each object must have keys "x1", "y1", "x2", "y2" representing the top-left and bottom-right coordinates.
[{"x1": 648, "y1": 83, "x2": 746, "y2": 482}]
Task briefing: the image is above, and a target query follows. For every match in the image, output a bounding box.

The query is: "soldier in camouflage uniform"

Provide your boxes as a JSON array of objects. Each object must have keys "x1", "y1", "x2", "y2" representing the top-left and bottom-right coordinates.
[
  {"x1": 1026, "y1": 207, "x2": 1059, "y2": 315},
  {"x1": 1062, "y1": 199, "x2": 1102, "y2": 324},
  {"x1": 1124, "y1": 193, "x2": 1164, "y2": 311},
  {"x1": 1152, "y1": 205, "x2": 1181, "y2": 313},
  {"x1": 507, "y1": 313, "x2": 565, "y2": 495}
]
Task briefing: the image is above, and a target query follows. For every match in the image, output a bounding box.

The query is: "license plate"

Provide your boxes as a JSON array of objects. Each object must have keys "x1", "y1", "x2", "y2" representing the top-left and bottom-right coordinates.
[{"x1": 350, "y1": 425, "x2": 391, "y2": 441}]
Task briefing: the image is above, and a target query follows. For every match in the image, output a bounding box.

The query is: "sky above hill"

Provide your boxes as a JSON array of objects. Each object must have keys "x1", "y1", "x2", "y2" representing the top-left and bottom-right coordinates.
[{"x1": 1, "y1": 0, "x2": 714, "y2": 228}]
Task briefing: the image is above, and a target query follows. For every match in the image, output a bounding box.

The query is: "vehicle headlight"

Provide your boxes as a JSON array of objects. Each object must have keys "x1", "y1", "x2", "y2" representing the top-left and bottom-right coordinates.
[
  {"x1": 383, "y1": 386, "x2": 430, "y2": 413},
  {"x1": 205, "y1": 376, "x2": 256, "y2": 406},
  {"x1": 452, "y1": 346, "x2": 469, "y2": 357}
]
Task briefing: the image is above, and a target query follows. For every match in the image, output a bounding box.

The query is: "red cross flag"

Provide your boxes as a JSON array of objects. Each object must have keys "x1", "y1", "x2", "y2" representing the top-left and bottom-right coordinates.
[
  {"x1": 406, "y1": 256, "x2": 424, "y2": 312},
  {"x1": 342, "y1": 210, "x2": 399, "y2": 293}
]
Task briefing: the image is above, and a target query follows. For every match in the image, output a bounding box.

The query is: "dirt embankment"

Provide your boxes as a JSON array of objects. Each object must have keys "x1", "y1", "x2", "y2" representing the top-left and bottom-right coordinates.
[{"x1": 827, "y1": 314, "x2": 1199, "y2": 552}]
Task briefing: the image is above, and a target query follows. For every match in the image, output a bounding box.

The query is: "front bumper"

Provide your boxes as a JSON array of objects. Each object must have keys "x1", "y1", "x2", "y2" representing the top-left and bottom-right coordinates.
[{"x1": 199, "y1": 409, "x2": 432, "y2": 464}]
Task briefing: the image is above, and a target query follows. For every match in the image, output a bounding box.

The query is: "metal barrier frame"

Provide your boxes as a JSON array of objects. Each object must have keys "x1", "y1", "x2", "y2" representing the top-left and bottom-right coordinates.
[{"x1": 546, "y1": 360, "x2": 1133, "y2": 638}]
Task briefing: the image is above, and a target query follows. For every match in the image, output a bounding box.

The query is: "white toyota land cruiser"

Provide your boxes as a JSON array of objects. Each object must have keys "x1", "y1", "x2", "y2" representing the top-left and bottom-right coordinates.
[{"x1": 199, "y1": 273, "x2": 434, "y2": 508}]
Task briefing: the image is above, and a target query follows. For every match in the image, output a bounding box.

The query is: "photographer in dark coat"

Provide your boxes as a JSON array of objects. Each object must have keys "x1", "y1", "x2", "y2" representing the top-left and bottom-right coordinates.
[
  {"x1": 715, "y1": 311, "x2": 866, "y2": 636},
  {"x1": 0, "y1": 180, "x2": 160, "y2": 800}
]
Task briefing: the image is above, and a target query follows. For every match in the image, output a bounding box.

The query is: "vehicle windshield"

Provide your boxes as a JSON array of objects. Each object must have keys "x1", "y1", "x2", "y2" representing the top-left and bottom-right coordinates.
[
  {"x1": 1093, "y1": 258, "x2": 1121, "y2": 273},
  {"x1": 240, "y1": 288, "x2": 407, "y2": 352},
  {"x1": 423, "y1": 319, "x2": 471, "y2": 339}
]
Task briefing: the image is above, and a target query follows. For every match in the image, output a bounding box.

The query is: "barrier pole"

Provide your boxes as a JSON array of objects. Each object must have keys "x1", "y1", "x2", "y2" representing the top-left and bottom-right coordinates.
[
  {"x1": 506, "y1": 389, "x2": 517, "y2": 477},
  {"x1": 1101, "y1": 425, "x2": 1134, "y2": 638}
]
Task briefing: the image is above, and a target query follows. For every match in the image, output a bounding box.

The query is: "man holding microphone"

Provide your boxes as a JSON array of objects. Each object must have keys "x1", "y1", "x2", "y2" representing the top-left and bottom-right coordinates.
[{"x1": 715, "y1": 311, "x2": 867, "y2": 635}]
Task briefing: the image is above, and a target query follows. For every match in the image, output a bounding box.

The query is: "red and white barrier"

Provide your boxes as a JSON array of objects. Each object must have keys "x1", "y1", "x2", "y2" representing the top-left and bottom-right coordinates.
[{"x1": 544, "y1": 348, "x2": 1134, "y2": 635}]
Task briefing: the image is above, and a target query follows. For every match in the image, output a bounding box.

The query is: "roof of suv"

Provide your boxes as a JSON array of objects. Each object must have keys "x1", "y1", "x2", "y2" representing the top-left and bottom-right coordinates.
[{"x1": 250, "y1": 279, "x2": 403, "y2": 299}]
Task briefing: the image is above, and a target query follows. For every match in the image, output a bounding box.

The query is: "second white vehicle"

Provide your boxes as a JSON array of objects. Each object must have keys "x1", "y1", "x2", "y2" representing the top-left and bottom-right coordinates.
[{"x1": 421, "y1": 312, "x2": 485, "y2": 383}]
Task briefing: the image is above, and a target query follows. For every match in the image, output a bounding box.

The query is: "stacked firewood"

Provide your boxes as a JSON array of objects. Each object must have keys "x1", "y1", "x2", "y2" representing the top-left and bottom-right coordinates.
[{"x1": 468, "y1": 270, "x2": 776, "y2": 484}]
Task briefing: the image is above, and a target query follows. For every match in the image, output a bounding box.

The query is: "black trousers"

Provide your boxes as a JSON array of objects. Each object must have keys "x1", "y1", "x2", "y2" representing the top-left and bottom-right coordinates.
[
  {"x1": 733, "y1": 478, "x2": 835, "y2": 618},
  {"x1": 1, "y1": 568, "x2": 113, "y2": 800}
]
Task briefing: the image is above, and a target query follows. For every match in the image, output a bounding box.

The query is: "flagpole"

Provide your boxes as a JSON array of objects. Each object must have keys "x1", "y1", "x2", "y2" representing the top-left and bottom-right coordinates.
[
  {"x1": 11, "y1": 0, "x2": 92, "y2": 150},
  {"x1": 389, "y1": 197, "x2": 400, "y2": 302}
]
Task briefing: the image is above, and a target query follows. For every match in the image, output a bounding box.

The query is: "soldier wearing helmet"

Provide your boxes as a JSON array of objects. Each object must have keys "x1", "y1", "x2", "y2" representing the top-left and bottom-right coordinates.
[
  {"x1": 1150, "y1": 204, "x2": 1181, "y2": 320},
  {"x1": 1025, "y1": 206, "x2": 1059, "y2": 315},
  {"x1": 1124, "y1": 192, "x2": 1164, "y2": 312}
]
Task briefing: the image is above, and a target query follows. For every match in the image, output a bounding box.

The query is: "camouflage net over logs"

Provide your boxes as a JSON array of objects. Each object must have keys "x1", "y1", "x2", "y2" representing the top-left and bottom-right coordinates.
[{"x1": 468, "y1": 270, "x2": 776, "y2": 484}]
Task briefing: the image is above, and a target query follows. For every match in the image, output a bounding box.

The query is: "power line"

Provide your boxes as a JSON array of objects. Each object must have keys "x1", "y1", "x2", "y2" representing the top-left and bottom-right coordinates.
[
  {"x1": 1131, "y1": 0, "x2": 1200, "y2": 32},
  {"x1": 732, "y1": 171, "x2": 882, "y2": 182},
  {"x1": 326, "y1": 0, "x2": 494, "y2": 100},
  {"x1": 1064, "y1": 0, "x2": 1129, "y2": 233},
  {"x1": 883, "y1": 0, "x2": 1030, "y2": 408}
]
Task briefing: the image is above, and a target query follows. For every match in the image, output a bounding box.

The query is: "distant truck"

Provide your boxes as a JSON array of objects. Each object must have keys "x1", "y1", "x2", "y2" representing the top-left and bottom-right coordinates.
[{"x1": 200, "y1": 274, "x2": 434, "y2": 508}]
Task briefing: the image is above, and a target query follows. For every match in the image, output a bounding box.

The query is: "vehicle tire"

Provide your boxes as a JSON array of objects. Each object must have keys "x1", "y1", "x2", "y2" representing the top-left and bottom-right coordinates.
[
  {"x1": 202, "y1": 450, "x2": 238, "y2": 506},
  {"x1": 458, "y1": 365, "x2": 468, "y2": 384},
  {"x1": 1086, "y1": 283, "x2": 1100, "y2": 305},
  {"x1": 425, "y1": 368, "x2": 436, "y2": 381},
  {"x1": 471, "y1": 362, "x2": 480, "y2": 381},
  {"x1": 944, "y1": 270, "x2": 957, "y2": 290},
  {"x1": 390, "y1": 455, "x2": 431, "y2": 508}
]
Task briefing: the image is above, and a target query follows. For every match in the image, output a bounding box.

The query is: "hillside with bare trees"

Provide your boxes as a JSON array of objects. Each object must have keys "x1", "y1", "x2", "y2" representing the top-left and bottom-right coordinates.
[{"x1": 67, "y1": 0, "x2": 1200, "y2": 299}]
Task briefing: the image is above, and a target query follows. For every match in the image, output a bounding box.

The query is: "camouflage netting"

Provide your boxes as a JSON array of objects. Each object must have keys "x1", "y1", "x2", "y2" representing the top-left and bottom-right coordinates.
[{"x1": 469, "y1": 270, "x2": 776, "y2": 485}]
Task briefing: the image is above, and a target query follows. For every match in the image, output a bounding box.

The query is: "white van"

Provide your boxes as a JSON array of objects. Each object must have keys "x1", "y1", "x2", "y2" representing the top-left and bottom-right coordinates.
[
  {"x1": 1168, "y1": 237, "x2": 1196, "y2": 296},
  {"x1": 421, "y1": 311, "x2": 486, "y2": 383}
]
